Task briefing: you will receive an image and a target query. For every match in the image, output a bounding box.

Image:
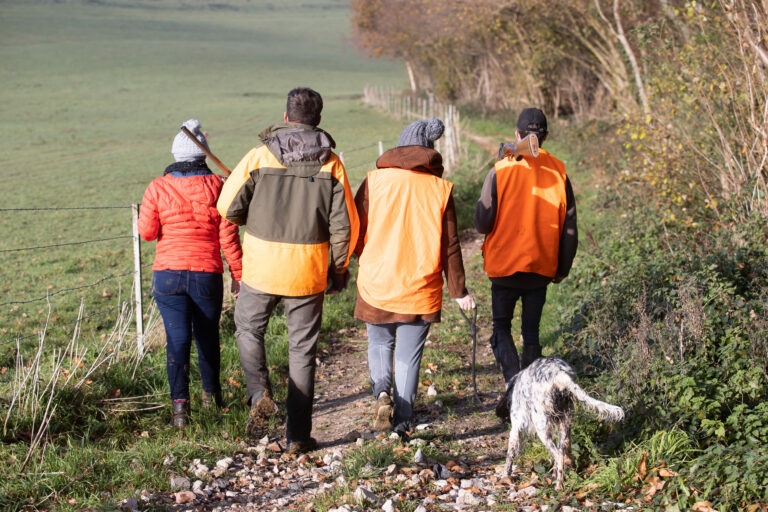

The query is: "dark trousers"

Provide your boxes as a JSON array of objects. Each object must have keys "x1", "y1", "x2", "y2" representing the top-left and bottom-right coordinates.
[
  {"x1": 234, "y1": 282, "x2": 323, "y2": 443},
  {"x1": 490, "y1": 283, "x2": 548, "y2": 382},
  {"x1": 152, "y1": 270, "x2": 223, "y2": 401}
]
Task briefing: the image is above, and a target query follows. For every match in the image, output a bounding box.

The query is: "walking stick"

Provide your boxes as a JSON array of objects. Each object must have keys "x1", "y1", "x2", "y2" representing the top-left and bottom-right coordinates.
[
  {"x1": 458, "y1": 306, "x2": 481, "y2": 403},
  {"x1": 180, "y1": 126, "x2": 231, "y2": 176}
]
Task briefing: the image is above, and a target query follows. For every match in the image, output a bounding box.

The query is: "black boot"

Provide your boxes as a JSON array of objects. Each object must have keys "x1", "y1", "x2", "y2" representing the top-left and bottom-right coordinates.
[
  {"x1": 521, "y1": 344, "x2": 542, "y2": 369},
  {"x1": 489, "y1": 331, "x2": 520, "y2": 383},
  {"x1": 172, "y1": 400, "x2": 190, "y2": 429}
]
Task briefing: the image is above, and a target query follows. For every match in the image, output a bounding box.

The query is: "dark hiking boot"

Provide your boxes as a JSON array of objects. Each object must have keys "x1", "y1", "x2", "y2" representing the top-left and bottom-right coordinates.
[
  {"x1": 372, "y1": 393, "x2": 394, "y2": 432},
  {"x1": 521, "y1": 344, "x2": 542, "y2": 369},
  {"x1": 245, "y1": 394, "x2": 278, "y2": 439},
  {"x1": 201, "y1": 390, "x2": 224, "y2": 410},
  {"x1": 172, "y1": 400, "x2": 190, "y2": 429},
  {"x1": 286, "y1": 437, "x2": 319, "y2": 455}
]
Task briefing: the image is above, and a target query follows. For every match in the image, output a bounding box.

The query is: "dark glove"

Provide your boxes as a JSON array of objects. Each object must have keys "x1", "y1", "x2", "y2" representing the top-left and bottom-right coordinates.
[
  {"x1": 552, "y1": 274, "x2": 564, "y2": 284},
  {"x1": 326, "y1": 267, "x2": 350, "y2": 295}
]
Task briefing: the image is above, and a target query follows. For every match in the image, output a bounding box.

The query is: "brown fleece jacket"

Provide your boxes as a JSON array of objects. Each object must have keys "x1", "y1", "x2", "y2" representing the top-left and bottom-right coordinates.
[{"x1": 353, "y1": 145, "x2": 468, "y2": 324}]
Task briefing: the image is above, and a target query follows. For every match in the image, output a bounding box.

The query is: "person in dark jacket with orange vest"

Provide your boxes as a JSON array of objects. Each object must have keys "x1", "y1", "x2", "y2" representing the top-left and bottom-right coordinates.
[
  {"x1": 474, "y1": 108, "x2": 577, "y2": 421},
  {"x1": 138, "y1": 119, "x2": 243, "y2": 429},
  {"x1": 217, "y1": 87, "x2": 359, "y2": 454},
  {"x1": 355, "y1": 117, "x2": 475, "y2": 440}
]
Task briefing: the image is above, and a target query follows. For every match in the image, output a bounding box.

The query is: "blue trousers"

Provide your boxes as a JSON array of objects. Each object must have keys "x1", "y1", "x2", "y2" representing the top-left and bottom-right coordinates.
[
  {"x1": 152, "y1": 270, "x2": 223, "y2": 401},
  {"x1": 367, "y1": 320, "x2": 431, "y2": 433}
]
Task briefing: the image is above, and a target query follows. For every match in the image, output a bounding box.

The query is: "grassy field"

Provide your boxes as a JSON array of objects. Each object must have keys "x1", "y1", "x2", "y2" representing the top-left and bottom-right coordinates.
[{"x1": 0, "y1": 0, "x2": 405, "y2": 349}]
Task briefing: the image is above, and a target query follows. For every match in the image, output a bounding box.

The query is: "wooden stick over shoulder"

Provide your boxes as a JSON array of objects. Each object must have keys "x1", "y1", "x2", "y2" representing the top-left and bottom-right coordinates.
[{"x1": 181, "y1": 126, "x2": 231, "y2": 176}]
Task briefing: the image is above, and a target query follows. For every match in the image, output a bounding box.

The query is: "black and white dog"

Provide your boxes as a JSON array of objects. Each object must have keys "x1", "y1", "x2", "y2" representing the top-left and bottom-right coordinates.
[{"x1": 500, "y1": 357, "x2": 624, "y2": 490}]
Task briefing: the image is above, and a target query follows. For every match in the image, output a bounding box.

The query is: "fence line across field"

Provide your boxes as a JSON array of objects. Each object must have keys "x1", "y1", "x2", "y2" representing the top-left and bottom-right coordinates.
[
  {"x1": 0, "y1": 235, "x2": 133, "y2": 254},
  {"x1": 0, "y1": 304, "x2": 125, "y2": 348},
  {"x1": 362, "y1": 86, "x2": 462, "y2": 172},
  {"x1": 0, "y1": 206, "x2": 133, "y2": 212},
  {"x1": 1, "y1": 205, "x2": 148, "y2": 357}
]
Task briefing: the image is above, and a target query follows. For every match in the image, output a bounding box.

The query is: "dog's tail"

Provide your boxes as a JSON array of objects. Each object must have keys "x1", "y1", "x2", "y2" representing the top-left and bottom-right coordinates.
[{"x1": 556, "y1": 373, "x2": 624, "y2": 422}]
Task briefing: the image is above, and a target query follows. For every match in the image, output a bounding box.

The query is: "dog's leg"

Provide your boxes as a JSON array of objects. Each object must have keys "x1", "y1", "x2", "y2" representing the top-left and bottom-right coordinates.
[
  {"x1": 534, "y1": 421, "x2": 563, "y2": 491},
  {"x1": 503, "y1": 419, "x2": 523, "y2": 476},
  {"x1": 559, "y1": 417, "x2": 574, "y2": 470}
]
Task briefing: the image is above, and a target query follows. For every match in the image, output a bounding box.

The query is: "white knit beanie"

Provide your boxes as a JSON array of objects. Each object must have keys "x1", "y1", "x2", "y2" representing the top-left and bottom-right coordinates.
[
  {"x1": 397, "y1": 117, "x2": 444, "y2": 149},
  {"x1": 171, "y1": 119, "x2": 209, "y2": 162}
]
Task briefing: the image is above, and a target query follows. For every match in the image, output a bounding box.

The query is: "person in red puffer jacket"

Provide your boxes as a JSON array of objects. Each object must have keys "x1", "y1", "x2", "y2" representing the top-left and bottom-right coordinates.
[{"x1": 138, "y1": 119, "x2": 242, "y2": 429}]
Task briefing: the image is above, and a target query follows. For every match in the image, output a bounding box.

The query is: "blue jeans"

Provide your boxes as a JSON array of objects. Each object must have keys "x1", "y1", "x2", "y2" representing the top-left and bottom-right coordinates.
[
  {"x1": 367, "y1": 320, "x2": 431, "y2": 433},
  {"x1": 152, "y1": 270, "x2": 223, "y2": 401}
]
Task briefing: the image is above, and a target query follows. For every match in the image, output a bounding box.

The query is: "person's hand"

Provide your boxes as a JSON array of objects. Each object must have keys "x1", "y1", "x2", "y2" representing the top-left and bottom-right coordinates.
[
  {"x1": 231, "y1": 279, "x2": 241, "y2": 298},
  {"x1": 455, "y1": 294, "x2": 476, "y2": 311},
  {"x1": 552, "y1": 274, "x2": 564, "y2": 284},
  {"x1": 326, "y1": 268, "x2": 350, "y2": 295}
]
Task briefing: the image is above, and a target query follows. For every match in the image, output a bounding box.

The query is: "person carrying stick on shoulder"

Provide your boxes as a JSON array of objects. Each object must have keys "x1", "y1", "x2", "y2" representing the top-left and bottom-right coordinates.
[{"x1": 474, "y1": 108, "x2": 578, "y2": 422}]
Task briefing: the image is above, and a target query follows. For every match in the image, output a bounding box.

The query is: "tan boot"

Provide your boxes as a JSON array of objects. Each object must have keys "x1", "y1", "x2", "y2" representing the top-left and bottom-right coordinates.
[
  {"x1": 245, "y1": 394, "x2": 278, "y2": 439},
  {"x1": 372, "y1": 392, "x2": 393, "y2": 432}
]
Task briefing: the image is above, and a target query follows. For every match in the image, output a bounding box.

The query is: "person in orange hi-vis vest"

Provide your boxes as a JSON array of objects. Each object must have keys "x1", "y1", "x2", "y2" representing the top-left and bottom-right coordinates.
[
  {"x1": 474, "y1": 108, "x2": 578, "y2": 423},
  {"x1": 355, "y1": 117, "x2": 475, "y2": 441}
]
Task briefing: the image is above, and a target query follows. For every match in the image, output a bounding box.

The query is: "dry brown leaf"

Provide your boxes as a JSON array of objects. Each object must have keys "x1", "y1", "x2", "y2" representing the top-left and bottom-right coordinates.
[
  {"x1": 0, "y1": 367, "x2": 7, "y2": 375},
  {"x1": 517, "y1": 479, "x2": 537, "y2": 490},
  {"x1": 692, "y1": 501, "x2": 718, "y2": 512},
  {"x1": 643, "y1": 476, "x2": 665, "y2": 497},
  {"x1": 634, "y1": 451, "x2": 648, "y2": 481},
  {"x1": 658, "y1": 468, "x2": 679, "y2": 478}
]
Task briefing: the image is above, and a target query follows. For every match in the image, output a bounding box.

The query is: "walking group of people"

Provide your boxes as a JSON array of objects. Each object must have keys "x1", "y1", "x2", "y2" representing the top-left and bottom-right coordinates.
[{"x1": 138, "y1": 87, "x2": 577, "y2": 454}]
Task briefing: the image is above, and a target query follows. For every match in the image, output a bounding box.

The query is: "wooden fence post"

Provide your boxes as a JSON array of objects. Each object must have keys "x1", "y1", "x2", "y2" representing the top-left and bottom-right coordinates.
[{"x1": 131, "y1": 204, "x2": 144, "y2": 357}]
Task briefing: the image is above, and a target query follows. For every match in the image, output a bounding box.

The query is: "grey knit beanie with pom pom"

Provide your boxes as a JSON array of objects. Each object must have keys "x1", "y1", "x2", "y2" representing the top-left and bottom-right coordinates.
[
  {"x1": 397, "y1": 117, "x2": 444, "y2": 149},
  {"x1": 171, "y1": 119, "x2": 209, "y2": 162}
]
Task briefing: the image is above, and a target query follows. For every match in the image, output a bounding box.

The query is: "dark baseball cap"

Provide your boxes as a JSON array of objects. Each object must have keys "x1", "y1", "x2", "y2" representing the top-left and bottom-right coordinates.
[{"x1": 517, "y1": 108, "x2": 548, "y2": 134}]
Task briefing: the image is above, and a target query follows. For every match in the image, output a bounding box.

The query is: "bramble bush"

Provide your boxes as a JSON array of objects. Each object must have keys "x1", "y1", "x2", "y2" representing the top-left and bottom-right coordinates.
[{"x1": 556, "y1": 206, "x2": 768, "y2": 508}]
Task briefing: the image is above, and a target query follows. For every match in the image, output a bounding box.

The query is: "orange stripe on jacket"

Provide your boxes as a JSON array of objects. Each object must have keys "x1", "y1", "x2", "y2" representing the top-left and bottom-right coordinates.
[
  {"x1": 357, "y1": 168, "x2": 453, "y2": 314},
  {"x1": 482, "y1": 149, "x2": 567, "y2": 278}
]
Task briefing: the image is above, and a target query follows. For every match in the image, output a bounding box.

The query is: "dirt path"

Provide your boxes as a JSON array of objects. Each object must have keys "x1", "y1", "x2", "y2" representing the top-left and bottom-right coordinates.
[{"x1": 137, "y1": 235, "x2": 544, "y2": 512}]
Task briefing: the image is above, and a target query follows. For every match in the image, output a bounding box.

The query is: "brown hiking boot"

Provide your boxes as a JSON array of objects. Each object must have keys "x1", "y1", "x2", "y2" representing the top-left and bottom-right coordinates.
[
  {"x1": 245, "y1": 394, "x2": 278, "y2": 439},
  {"x1": 172, "y1": 400, "x2": 190, "y2": 429},
  {"x1": 372, "y1": 393, "x2": 393, "y2": 432}
]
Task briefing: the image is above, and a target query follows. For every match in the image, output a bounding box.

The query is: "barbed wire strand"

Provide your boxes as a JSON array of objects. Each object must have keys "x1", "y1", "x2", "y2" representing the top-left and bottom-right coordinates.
[
  {"x1": 0, "y1": 206, "x2": 133, "y2": 212},
  {"x1": 0, "y1": 305, "x2": 123, "y2": 348},
  {"x1": 1, "y1": 236, "x2": 133, "y2": 254},
  {"x1": 0, "y1": 270, "x2": 136, "y2": 308}
]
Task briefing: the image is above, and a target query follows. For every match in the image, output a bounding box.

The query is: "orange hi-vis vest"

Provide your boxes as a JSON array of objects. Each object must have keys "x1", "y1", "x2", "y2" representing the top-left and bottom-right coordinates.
[
  {"x1": 482, "y1": 149, "x2": 567, "y2": 278},
  {"x1": 357, "y1": 168, "x2": 454, "y2": 314}
]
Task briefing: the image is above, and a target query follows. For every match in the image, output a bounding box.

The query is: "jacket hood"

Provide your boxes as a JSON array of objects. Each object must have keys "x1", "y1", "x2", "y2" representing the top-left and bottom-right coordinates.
[
  {"x1": 259, "y1": 122, "x2": 336, "y2": 168},
  {"x1": 376, "y1": 145, "x2": 444, "y2": 178}
]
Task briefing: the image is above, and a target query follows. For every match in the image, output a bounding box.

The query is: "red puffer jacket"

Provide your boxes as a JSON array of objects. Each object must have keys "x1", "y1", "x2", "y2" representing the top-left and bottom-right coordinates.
[{"x1": 138, "y1": 162, "x2": 242, "y2": 279}]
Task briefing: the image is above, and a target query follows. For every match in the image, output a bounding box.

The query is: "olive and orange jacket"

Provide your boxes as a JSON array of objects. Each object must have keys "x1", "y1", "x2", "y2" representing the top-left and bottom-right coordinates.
[
  {"x1": 474, "y1": 148, "x2": 577, "y2": 289},
  {"x1": 354, "y1": 145, "x2": 468, "y2": 323},
  {"x1": 217, "y1": 123, "x2": 358, "y2": 297},
  {"x1": 138, "y1": 160, "x2": 243, "y2": 279}
]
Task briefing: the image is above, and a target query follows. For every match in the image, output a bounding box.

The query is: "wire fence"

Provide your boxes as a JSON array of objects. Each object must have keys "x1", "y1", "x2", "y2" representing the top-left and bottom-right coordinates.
[{"x1": 0, "y1": 204, "x2": 144, "y2": 354}]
